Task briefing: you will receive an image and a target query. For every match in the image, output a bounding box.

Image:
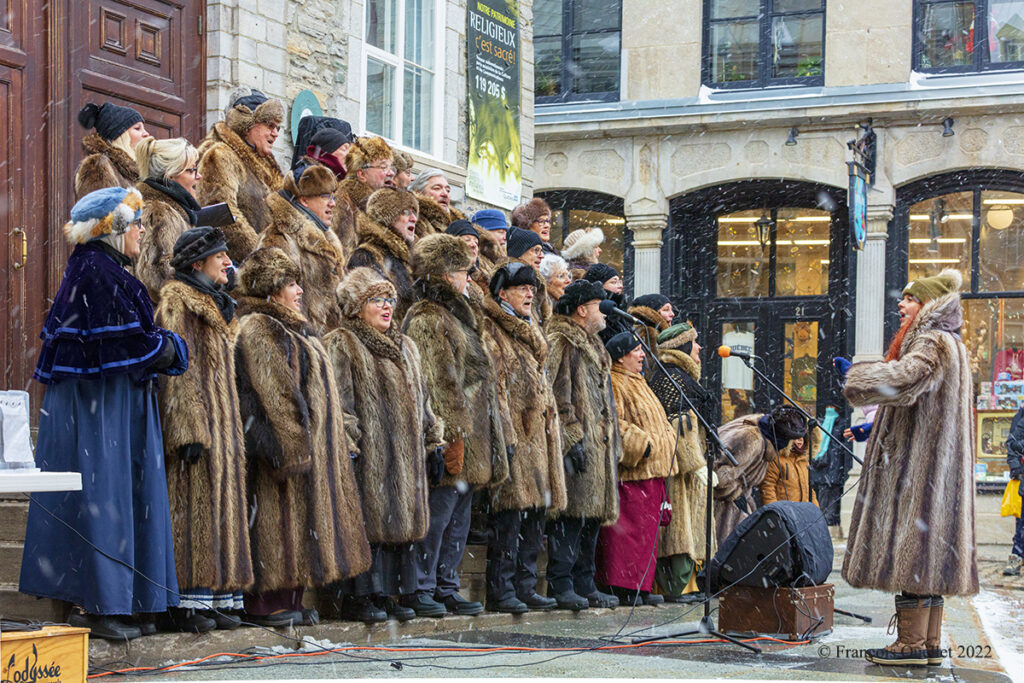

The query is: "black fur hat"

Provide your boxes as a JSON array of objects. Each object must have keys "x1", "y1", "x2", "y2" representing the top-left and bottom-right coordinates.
[
  {"x1": 555, "y1": 279, "x2": 606, "y2": 316},
  {"x1": 767, "y1": 406, "x2": 808, "y2": 443},
  {"x1": 489, "y1": 261, "x2": 538, "y2": 298},
  {"x1": 170, "y1": 227, "x2": 228, "y2": 272}
]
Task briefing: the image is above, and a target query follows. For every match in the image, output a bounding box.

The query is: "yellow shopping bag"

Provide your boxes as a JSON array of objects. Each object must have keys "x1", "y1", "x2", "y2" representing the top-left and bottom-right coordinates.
[{"x1": 1001, "y1": 480, "x2": 1022, "y2": 518}]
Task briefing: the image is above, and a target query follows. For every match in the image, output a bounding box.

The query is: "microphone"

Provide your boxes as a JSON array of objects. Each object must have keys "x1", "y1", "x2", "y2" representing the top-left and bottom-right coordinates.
[
  {"x1": 718, "y1": 345, "x2": 759, "y2": 360},
  {"x1": 598, "y1": 299, "x2": 639, "y2": 324}
]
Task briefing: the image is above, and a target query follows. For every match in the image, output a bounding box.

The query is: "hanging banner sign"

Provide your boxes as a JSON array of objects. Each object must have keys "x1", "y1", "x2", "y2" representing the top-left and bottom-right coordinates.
[
  {"x1": 848, "y1": 162, "x2": 867, "y2": 251},
  {"x1": 466, "y1": 0, "x2": 521, "y2": 209}
]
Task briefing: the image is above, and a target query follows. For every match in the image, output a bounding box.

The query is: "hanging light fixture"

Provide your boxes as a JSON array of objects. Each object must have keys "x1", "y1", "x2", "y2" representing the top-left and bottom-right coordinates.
[
  {"x1": 928, "y1": 198, "x2": 946, "y2": 253},
  {"x1": 755, "y1": 210, "x2": 772, "y2": 250},
  {"x1": 986, "y1": 204, "x2": 1014, "y2": 230}
]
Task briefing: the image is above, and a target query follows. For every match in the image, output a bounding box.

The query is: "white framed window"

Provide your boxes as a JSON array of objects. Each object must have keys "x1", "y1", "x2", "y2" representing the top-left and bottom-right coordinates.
[{"x1": 361, "y1": 0, "x2": 445, "y2": 157}]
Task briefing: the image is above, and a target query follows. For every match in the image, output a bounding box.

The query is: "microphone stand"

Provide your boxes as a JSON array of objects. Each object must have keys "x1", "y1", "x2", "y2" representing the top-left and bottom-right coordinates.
[
  {"x1": 734, "y1": 355, "x2": 862, "y2": 466},
  {"x1": 622, "y1": 326, "x2": 760, "y2": 654}
]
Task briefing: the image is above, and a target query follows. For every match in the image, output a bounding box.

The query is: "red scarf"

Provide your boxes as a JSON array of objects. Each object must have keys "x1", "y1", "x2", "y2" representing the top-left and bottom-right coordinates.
[
  {"x1": 307, "y1": 147, "x2": 346, "y2": 180},
  {"x1": 885, "y1": 311, "x2": 918, "y2": 362}
]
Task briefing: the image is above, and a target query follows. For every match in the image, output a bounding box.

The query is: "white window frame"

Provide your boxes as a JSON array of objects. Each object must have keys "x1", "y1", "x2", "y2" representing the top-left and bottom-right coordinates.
[{"x1": 360, "y1": 0, "x2": 446, "y2": 160}]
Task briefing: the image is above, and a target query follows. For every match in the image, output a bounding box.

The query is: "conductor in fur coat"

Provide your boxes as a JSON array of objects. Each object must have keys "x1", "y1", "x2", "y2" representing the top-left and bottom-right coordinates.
[
  {"x1": 481, "y1": 263, "x2": 567, "y2": 614},
  {"x1": 332, "y1": 136, "x2": 395, "y2": 255},
  {"x1": 349, "y1": 187, "x2": 419, "y2": 322},
  {"x1": 545, "y1": 280, "x2": 623, "y2": 611},
  {"x1": 259, "y1": 163, "x2": 346, "y2": 333},
  {"x1": 648, "y1": 322, "x2": 717, "y2": 603},
  {"x1": 156, "y1": 227, "x2": 252, "y2": 632},
  {"x1": 234, "y1": 247, "x2": 371, "y2": 627},
  {"x1": 135, "y1": 137, "x2": 202, "y2": 302},
  {"x1": 839, "y1": 269, "x2": 977, "y2": 667},
  {"x1": 401, "y1": 234, "x2": 509, "y2": 618},
  {"x1": 197, "y1": 89, "x2": 285, "y2": 263},
  {"x1": 713, "y1": 406, "x2": 807, "y2": 544},
  {"x1": 74, "y1": 102, "x2": 151, "y2": 199},
  {"x1": 323, "y1": 268, "x2": 445, "y2": 624},
  {"x1": 598, "y1": 332, "x2": 677, "y2": 606},
  {"x1": 409, "y1": 170, "x2": 467, "y2": 238}
]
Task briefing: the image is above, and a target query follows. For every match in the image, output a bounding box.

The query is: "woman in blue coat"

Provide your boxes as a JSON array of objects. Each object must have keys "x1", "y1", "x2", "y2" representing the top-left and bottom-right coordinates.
[{"x1": 20, "y1": 187, "x2": 188, "y2": 640}]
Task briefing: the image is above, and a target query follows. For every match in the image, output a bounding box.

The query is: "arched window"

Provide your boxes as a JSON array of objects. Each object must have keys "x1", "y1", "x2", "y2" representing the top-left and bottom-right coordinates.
[{"x1": 534, "y1": 189, "x2": 628, "y2": 285}]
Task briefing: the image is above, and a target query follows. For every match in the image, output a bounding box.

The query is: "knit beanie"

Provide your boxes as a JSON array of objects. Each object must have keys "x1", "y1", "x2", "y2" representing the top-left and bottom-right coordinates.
[
  {"x1": 555, "y1": 279, "x2": 606, "y2": 316},
  {"x1": 632, "y1": 293, "x2": 670, "y2": 311},
  {"x1": 658, "y1": 322, "x2": 697, "y2": 352},
  {"x1": 366, "y1": 188, "x2": 419, "y2": 227},
  {"x1": 445, "y1": 220, "x2": 479, "y2": 239},
  {"x1": 510, "y1": 197, "x2": 551, "y2": 229},
  {"x1": 77, "y1": 102, "x2": 144, "y2": 142},
  {"x1": 902, "y1": 268, "x2": 962, "y2": 304},
  {"x1": 606, "y1": 331, "x2": 641, "y2": 362},
  {"x1": 506, "y1": 226, "x2": 544, "y2": 258},
  {"x1": 310, "y1": 128, "x2": 349, "y2": 155},
  {"x1": 337, "y1": 267, "x2": 397, "y2": 319},
  {"x1": 170, "y1": 227, "x2": 228, "y2": 271},
  {"x1": 586, "y1": 262, "x2": 619, "y2": 284},
  {"x1": 472, "y1": 209, "x2": 508, "y2": 231}
]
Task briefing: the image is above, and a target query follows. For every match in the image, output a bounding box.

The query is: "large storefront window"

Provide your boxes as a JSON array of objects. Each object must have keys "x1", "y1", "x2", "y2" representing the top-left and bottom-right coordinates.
[
  {"x1": 896, "y1": 175, "x2": 1024, "y2": 481},
  {"x1": 536, "y1": 190, "x2": 628, "y2": 288}
]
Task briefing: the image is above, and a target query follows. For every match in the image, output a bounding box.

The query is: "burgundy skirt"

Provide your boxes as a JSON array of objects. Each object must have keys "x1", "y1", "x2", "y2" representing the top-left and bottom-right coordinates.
[{"x1": 595, "y1": 478, "x2": 667, "y2": 591}]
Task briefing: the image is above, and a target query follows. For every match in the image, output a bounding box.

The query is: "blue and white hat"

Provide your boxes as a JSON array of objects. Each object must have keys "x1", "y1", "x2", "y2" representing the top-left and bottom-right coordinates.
[{"x1": 63, "y1": 187, "x2": 143, "y2": 245}]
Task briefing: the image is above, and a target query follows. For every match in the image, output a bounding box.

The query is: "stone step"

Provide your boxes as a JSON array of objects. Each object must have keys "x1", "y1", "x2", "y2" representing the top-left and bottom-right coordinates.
[
  {"x1": 0, "y1": 499, "x2": 29, "y2": 541},
  {"x1": 0, "y1": 541, "x2": 23, "y2": 584},
  {"x1": 0, "y1": 582, "x2": 63, "y2": 621}
]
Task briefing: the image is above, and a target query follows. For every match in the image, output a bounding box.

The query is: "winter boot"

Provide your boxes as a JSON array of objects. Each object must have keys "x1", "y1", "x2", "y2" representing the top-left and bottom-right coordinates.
[
  {"x1": 1002, "y1": 553, "x2": 1023, "y2": 576},
  {"x1": 864, "y1": 596, "x2": 929, "y2": 666},
  {"x1": 925, "y1": 597, "x2": 944, "y2": 666}
]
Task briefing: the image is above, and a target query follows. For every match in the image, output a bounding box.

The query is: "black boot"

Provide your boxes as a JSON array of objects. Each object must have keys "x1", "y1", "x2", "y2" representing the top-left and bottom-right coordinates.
[
  {"x1": 68, "y1": 612, "x2": 142, "y2": 640},
  {"x1": 373, "y1": 595, "x2": 415, "y2": 622},
  {"x1": 341, "y1": 596, "x2": 387, "y2": 624},
  {"x1": 156, "y1": 607, "x2": 216, "y2": 633}
]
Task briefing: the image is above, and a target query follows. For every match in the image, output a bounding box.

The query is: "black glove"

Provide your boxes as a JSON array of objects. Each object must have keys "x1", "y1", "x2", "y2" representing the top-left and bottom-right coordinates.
[
  {"x1": 642, "y1": 443, "x2": 652, "y2": 459},
  {"x1": 564, "y1": 442, "x2": 586, "y2": 476},
  {"x1": 733, "y1": 495, "x2": 749, "y2": 514},
  {"x1": 506, "y1": 444, "x2": 515, "y2": 468},
  {"x1": 179, "y1": 443, "x2": 203, "y2": 465},
  {"x1": 427, "y1": 446, "x2": 445, "y2": 486}
]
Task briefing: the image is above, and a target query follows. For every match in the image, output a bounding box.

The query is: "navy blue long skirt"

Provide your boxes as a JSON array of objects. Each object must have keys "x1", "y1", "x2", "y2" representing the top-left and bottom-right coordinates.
[{"x1": 20, "y1": 375, "x2": 179, "y2": 615}]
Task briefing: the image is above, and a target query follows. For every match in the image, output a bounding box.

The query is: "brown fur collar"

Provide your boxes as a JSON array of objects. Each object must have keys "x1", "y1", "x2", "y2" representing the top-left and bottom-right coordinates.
[
  {"x1": 482, "y1": 296, "x2": 546, "y2": 363},
  {"x1": 161, "y1": 280, "x2": 231, "y2": 333},
  {"x1": 82, "y1": 132, "x2": 139, "y2": 183},
  {"x1": 356, "y1": 215, "x2": 411, "y2": 264},
  {"x1": 415, "y1": 193, "x2": 455, "y2": 226},
  {"x1": 206, "y1": 122, "x2": 282, "y2": 190},
  {"x1": 339, "y1": 316, "x2": 404, "y2": 364},
  {"x1": 546, "y1": 314, "x2": 605, "y2": 369},
  {"x1": 904, "y1": 291, "x2": 963, "y2": 346},
  {"x1": 235, "y1": 295, "x2": 314, "y2": 336},
  {"x1": 137, "y1": 181, "x2": 189, "y2": 222},
  {"x1": 266, "y1": 191, "x2": 340, "y2": 260},
  {"x1": 338, "y1": 177, "x2": 375, "y2": 211},
  {"x1": 414, "y1": 279, "x2": 479, "y2": 330},
  {"x1": 660, "y1": 348, "x2": 701, "y2": 381},
  {"x1": 629, "y1": 305, "x2": 669, "y2": 333}
]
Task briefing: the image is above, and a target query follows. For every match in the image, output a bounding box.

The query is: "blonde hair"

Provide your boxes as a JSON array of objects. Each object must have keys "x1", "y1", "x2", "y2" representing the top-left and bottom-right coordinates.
[
  {"x1": 134, "y1": 137, "x2": 198, "y2": 182},
  {"x1": 109, "y1": 129, "x2": 138, "y2": 159}
]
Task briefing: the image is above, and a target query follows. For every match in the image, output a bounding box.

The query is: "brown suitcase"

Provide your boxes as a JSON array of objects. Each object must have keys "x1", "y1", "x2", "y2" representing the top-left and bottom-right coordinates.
[{"x1": 718, "y1": 583, "x2": 834, "y2": 640}]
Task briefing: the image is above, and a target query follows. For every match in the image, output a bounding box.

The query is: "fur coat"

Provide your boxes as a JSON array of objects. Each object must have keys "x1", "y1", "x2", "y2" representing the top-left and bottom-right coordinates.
[
  {"x1": 197, "y1": 122, "x2": 283, "y2": 263},
  {"x1": 402, "y1": 280, "x2": 509, "y2": 489},
  {"x1": 234, "y1": 296, "x2": 371, "y2": 590},
  {"x1": 137, "y1": 182, "x2": 194, "y2": 302},
  {"x1": 654, "y1": 350, "x2": 714, "y2": 561},
  {"x1": 629, "y1": 305, "x2": 670, "y2": 377},
  {"x1": 413, "y1": 194, "x2": 465, "y2": 238},
  {"x1": 481, "y1": 296, "x2": 567, "y2": 514},
  {"x1": 841, "y1": 288, "x2": 978, "y2": 596},
  {"x1": 259, "y1": 191, "x2": 346, "y2": 333},
  {"x1": 761, "y1": 446, "x2": 818, "y2": 506},
  {"x1": 323, "y1": 317, "x2": 443, "y2": 544},
  {"x1": 74, "y1": 133, "x2": 139, "y2": 200},
  {"x1": 155, "y1": 280, "x2": 253, "y2": 592},
  {"x1": 347, "y1": 218, "x2": 415, "y2": 323},
  {"x1": 714, "y1": 414, "x2": 778, "y2": 544},
  {"x1": 545, "y1": 314, "x2": 622, "y2": 523},
  {"x1": 332, "y1": 177, "x2": 377, "y2": 257},
  {"x1": 610, "y1": 365, "x2": 677, "y2": 482}
]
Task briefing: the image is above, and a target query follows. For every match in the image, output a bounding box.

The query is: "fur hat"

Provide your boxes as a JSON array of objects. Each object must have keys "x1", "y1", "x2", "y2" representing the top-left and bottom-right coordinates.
[
  {"x1": 506, "y1": 226, "x2": 544, "y2": 258},
  {"x1": 239, "y1": 247, "x2": 301, "y2": 298},
  {"x1": 561, "y1": 227, "x2": 605, "y2": 261},
  {"x1": 224, "y1": 88, "x2": 285, "y2": 137},
  {"x1": 658, "y1": 321, "x2": 697, "y2": 351},
  {"x1": 555, "y1": 279, "x2": 606, "y2": 316},
  {"x1": 367, "y1": 188, "x2": 419, "y2": 227},
  {"x1": 64, "y1": 187, "x2": 144, "y2": 244},
  {"x1": 472, "y1": 209, "x2": 508, "y2": 231},
  {"x1": 337, "y1": 267, "x2": 397, "y2": 319},
  {"x1": 606, "y1": 331, "x2": 641, "y2": 362},
  {"x1": 585, "y1": 262, "x2": 619, "y2": 284},
  {"x1": 170, "y1": 227, "x2": 228, "y2": 271},
  {"x1": 345, "y1": 136, "x2": 393, "y2": 173},
  {"x1": 489, "y1": 261, "x2": 538, "y2": 298},
  {"x1": 411, "y1": 233, "x2": 473, "y2": 280},
  {"x1": 902, "y1": 268, "x2": 962, "y2": 304},
  {"x1": 77, "y1": 102, "x2": 144, "y2": 142},
  {"x1": 510, "y1": 197, "x2": 552, "y2": 230},
  {"x1": 393, "y1": 149, "x2": 414, "y2": 173},
  {"x1": 284, "y1": 163, "x2": 338, "y2": 197},
  {"x1": 762, "y1": 406, "x2": 808, "y2": 447},
  {"x1": 633, "y1": 293, "x2": 670, "y2": 311},
  {"x1": 445, "y1": 219, "x2": 479, "y2": 239}
]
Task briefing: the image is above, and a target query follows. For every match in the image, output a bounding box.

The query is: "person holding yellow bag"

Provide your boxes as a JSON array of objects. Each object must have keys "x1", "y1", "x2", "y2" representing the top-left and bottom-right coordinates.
[{"x1": 1002, "y1": 407, "x2": 1024, "y2": 576}]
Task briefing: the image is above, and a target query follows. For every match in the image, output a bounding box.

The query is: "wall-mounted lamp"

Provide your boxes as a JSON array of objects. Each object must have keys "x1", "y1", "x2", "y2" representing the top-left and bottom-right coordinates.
[
  {"x1": 755, "y1": 210, "x2": 772, "y2": 250},
  {"x1": 942, "y1": 117, "x2": 955, "y2": 137},
  {"x1": 785, "y1": 127, "x2": 799, "y2": 146}
]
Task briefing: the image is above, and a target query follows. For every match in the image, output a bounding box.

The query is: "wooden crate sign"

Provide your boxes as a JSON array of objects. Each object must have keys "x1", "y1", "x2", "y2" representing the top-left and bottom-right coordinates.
[{"x1": 1, "y1": 626, "x2": 89, "y2": 683}]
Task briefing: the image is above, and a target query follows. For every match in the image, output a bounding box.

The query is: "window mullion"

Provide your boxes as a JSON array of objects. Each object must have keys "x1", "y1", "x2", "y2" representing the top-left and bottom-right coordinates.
[
  {"x1": 395, "y1": 0, "x2": 406, "y2": 146},
  {"x1": 562, "y1": 0, "x2": 573, "y2": 98},
  {"x1": 971, "y1": 188, "x2": 982, "y2": 293},
  {"x1": 760, "y1": 0, "x2": 771, "y2": 86},
  {"x1": 977, "y1": 0, "x2": 987, "y2": 71}
]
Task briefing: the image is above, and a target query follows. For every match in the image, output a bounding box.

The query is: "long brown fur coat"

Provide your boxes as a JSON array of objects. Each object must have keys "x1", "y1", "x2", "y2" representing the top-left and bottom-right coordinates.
[
  {"x1": 545, "y1": 314, "x2": 622, "y2": 523},
  {"x1": 413, "y1": 194, "x2": 465, "y2": 238},
  {"x1": 136, "y1": 182, "x2": 194, "y2": 302},
  {"x1": 629, "y1": 306, "x2": 670, "y2": 377},
  {"x1": 610, "y1": 365, "x2": 677, "y2": 482},
  {"x1": 402, "y1": 280, "x2": 509, "y2": 489},
  {"x1": 347, "y1": 218, "x2": 415, "y2": 323},
  {"x1": 155, "y1": 280, "x2": 254, "y2": 592},
  {"x1": 714, "y1": 414, "x2": 778, "y2": 544},
  {"x1": 197, "y1": 122, "x2": 283, "y2": 263},
  {"x1": 259, "y1": 191, "x2": 346, "y2": 333},
  {"x1": 234, "y1": 296, "x2": 371, "y2": 590},
  {"x1": 74, "y1": 133, "x2": 139, "y2": 199},
  {"x1": 842, "y1": 285, "x2": 978, "y2": 596},
  {"x1": 332, "y1": 177, "x2": 376, "y2": 257},
  {"x1": 481, "y1": 296, "x2": 567, "y2": 514},
  {"x1": 324, "y1": 317, "x2": 444, "y2": 544}
]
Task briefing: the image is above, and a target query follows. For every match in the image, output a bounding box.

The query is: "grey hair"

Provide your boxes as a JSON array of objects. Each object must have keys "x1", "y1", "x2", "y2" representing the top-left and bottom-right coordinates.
[
  {"x1": 409, "y1": 168, "x2": 447, "y2": 193},
  {"x1": 539, "y1": 253, "x2": 568, "y2": 279}
]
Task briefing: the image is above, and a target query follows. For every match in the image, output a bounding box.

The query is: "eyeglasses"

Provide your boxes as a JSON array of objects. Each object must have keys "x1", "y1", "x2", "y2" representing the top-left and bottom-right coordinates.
[
  {"x1": 533, "y1": 217, "x2": 552, "y2": 226},
  {"x1": 183, "y1": 166, "x2": 199, "y2": 175},
  {"x1": 369, "y1": 297, "x2": 396, "y2": 308},
  {"x1": 363, "y1": 163, "x2": 394, "y2": 173},
  {"x1": 316, "y1": 193, "x2": 333, "y2": 200},
  {"x1": 400, "y1": 209, "x2": 417, "y2": 217}
]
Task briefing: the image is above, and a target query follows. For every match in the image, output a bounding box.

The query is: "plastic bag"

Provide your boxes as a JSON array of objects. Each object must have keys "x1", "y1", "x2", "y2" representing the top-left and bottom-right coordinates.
[
  {"x1": 0, "y1": 390, "x2": 35, "y2": 469},
  {"x1": 1001, "y1": 480, "x2": 1022, "y2": 519}
]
